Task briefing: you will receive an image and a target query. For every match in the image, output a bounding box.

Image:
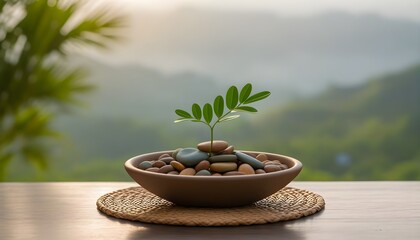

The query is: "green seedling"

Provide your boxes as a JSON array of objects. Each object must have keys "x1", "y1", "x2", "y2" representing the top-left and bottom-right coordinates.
[{"x1": 174, "y1": 83, "x2": 270, "y2": 153}]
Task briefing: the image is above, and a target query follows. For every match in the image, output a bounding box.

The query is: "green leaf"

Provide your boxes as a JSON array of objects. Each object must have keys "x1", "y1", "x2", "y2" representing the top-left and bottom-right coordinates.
[
  {"x1": 243, "y1": 91, "x2": 271, "y2": 104},
  {"x1": 226, "y1": 86, "x2": 239, "y2": 110},
  {"x1": 234, "y1": 106, "x2": 258, "y2": 112},
  {"x1": 174, "y1": 118, "x2": 192, "y2": 123},
  {"x1": 219, "y1": 115, "x2": 240, "y2": 122},
  {"x1": 175, "y1": 109, "x2": 193, "y2": 118},
  {"x1": 203, "y1": 103, "x2": 213, "y2": 124},
  {"x1": 192, "y1": 103, "x2": 202, "y2": 120},
  {"x1": 239, "y1": 83, "x2": 252, "y2": 103},
  {"x1": 213, "y1": 95, "x2": 224, "y2": 118}
]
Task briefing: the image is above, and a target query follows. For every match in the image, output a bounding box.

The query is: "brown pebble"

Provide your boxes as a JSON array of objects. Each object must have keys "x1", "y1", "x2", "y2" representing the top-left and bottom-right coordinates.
[
  {"x1": 211, "y1": 173, "x2": 222, "y2": 176},
  {"x1": 197, "y1": 140, "x2": 229, "y2": 153},
  {"x1": 265, "y1": 160, "x2": 281, "y2": 166},
  {"x1": 255, "y1": 169, "x2": 266, "y2": 174},
  {"x1": 179, "y1": 168, "x2": 196, "y2": 176},
  {"x1": 152, "y1": 160, "x2": 166, "y2": 168},
  {"x1": 264, "y1": 165, "x2": 281, "y2": 173},
  {"x1": 158, "y1": 165, "x2": 174, "y2": 173},
  {"x1": 280, "y1": 164, "x2": 289, "y2": 170},
  {"x1": 256, "y1": 153, "x2": 268, "y2": 162},
  {"x1": 145, "y1": 167, "x2": 160, "y2": 172},
  {"x1": 159, "y1": 156, "x2": 175, "y2": 164},
  {"x1": 159, "y1": 153, "x2": 171, "y2": 160},
  {"x1": 223, "y1": 171, "x2": 245, "y2": 176},
  {"x1": 170, "y1": 161, "x2": 186, "y2": 171},
  {"x1": 238, "y1": 163, "x2": 255, "y2": 175},
  {"x1": 219, "y1": 145, "x2": 234, "y2": 154},
  {"x1": 195, "y1": 160, "x2": 210, "y2": 172},
  {"x1": 167, "y1": 171, "x2": 179, "y2": 175},
  {"x1": 210, "y1": 162, "x2": 237, "y2": 173}
]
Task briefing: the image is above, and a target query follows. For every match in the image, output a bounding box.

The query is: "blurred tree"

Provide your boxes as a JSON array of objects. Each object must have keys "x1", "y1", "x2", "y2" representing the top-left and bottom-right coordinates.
[{"x1": 0, "y1": 0, "x2": 124, "y2": 180}]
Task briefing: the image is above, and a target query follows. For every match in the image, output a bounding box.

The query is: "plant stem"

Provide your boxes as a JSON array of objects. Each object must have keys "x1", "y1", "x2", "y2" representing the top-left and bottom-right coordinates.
[
  {"x1": 210, "y1": 125, "x2": 214, "y2": 155},
  {"x1": 208, "y1": 104, "x2": 243, "y2": 155},
  {"x1": 202, "y1": 103, "x2": 243, "y2": 155}
]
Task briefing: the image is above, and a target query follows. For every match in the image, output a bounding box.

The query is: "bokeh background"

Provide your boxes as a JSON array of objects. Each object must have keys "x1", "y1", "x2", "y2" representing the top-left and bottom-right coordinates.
[{"x1": 1, "y1": 0, "x2": 419, "y2": 181}]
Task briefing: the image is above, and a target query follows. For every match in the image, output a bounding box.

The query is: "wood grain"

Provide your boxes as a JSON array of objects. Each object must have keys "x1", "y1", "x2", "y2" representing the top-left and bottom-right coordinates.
[{"x1": 1, "y1": 182, "x2": 419, "y2": 240}]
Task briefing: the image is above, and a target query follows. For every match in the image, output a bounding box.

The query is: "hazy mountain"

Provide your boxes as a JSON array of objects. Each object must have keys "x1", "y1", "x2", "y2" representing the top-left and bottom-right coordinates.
[
  {"x1": 11, "y1": 9, "x2": 420, "y2": 181},
  {"x1": 64, "y1": 10, "x2": 420, "y2": 121},
  {"x1": 10, "y1": 62, "x2": 420, "y2": 181},
  {"x1": 93, "y1": 9, "x2": 420, "y2": 94},
  {"x1": 45, "y1": 63, "x2": 420, "y2": 181},
  {"x1": 66, "y1": 55, "x2": 281, "y2": 119},
  {"x1": 244, "y1": 64, "x2": 420, "y2": 180}
]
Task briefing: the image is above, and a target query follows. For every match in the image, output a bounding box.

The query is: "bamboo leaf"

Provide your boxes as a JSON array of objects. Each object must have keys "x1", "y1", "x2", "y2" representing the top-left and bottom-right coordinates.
[
  {"x1": 203, "y1": 103, "x2": 213, "y2": 124},
  {"x1": 226, "y1": 86, "x2": 238, "y2": 110},
  {"x1": 234, "y1": 106, "x2": 258, "y2": 112},
  {"x1": 213, "y1": 95, "x2": 224, "y2": 118},
  {"x1": 175, "y1": 109, "x2": 192, "y2": 118},
  {"x1": 243, "y1": 91, "x2": 271, "y2": 104},
  {"x1": 192, "y1": 103, "x2": 202, "y2": 120},
  {"x1": 239, "y1": 83, "x2": 252, "y2": 103}
]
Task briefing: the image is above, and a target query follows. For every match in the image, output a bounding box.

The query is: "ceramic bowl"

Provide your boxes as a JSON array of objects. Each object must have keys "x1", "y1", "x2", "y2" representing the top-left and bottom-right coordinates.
[{"x1": 124, "y1": 150, "x2": 302, "y2": 207}]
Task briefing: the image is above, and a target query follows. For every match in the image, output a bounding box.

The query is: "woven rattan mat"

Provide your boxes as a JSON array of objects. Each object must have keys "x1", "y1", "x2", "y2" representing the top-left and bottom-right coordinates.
[{"x1": 97, "y1": 186, "x2": 325, "y2": 226}]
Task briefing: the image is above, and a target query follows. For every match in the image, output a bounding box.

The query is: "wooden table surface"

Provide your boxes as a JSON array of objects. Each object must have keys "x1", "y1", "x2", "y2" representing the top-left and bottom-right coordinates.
[{"x1": 1, "y1": 182, "x2": 419, "y2": 240}]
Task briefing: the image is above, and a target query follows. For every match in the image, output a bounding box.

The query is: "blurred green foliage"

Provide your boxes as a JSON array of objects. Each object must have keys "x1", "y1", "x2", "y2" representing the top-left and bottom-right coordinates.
[{"x1": 0, "y1": 0, "x2": 124, "y2": 180}]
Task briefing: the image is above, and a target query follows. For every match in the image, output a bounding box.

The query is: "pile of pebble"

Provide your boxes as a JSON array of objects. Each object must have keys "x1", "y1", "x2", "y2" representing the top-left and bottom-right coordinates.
[{"x1": 137, "y1": 141, "x2": 289, "y2": 176}]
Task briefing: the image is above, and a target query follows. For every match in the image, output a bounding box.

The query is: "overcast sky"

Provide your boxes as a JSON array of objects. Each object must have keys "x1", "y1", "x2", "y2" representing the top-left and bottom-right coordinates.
[{"x1": 117, "y1": 0, "x2": 420, "y2": 22}]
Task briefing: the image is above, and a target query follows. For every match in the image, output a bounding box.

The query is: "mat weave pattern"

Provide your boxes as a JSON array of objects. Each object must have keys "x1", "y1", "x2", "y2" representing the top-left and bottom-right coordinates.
[{"x1": 97, "y1": 186, "x2": 325, "y2": 226}]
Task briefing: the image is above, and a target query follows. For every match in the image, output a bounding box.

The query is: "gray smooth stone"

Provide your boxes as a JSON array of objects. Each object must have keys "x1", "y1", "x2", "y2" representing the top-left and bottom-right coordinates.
[
  {"x1": 234, "y1": 151, "x2": 265, "y2": 169},
  {"x1": 196, "y1": 170, "x2": 211, "y2": 176},
  {"x1": 208, "y1": 154, "x2": 237, "y2": 163},
  {"x1": 138, "y1": 161, "x2": 153, "y2": 170},
  {"x1": 171, "y1": 148, "x2": 182, "y2": 159},
  {"x1": 176, "y1": 148, "x2": 209, "y2": 167}
]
